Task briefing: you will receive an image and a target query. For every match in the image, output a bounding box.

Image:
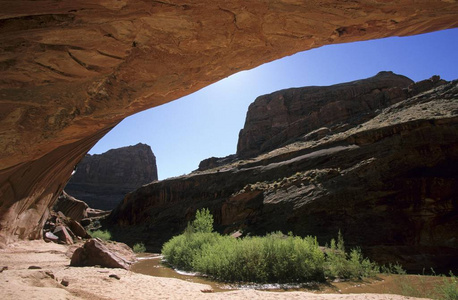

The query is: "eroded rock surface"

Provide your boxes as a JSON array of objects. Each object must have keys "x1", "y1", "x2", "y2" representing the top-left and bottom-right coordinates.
[
  {"x1": 1, "y1": 0, "x2": 458, "y2": 245},
  {"x1": 53, "y1": 191, "x2": 89, "y2": 222},
  {"x1": 237, "y1": 71, "x2": 415, "y2": 158},
  {"x1": 65, "y1": 143, "x2": 158, "y2": 210},
  {"x1": 70, "y1": 238, "x2": 134, "y2": 269},
  {"x1": 109, "y1": 74, "x2": 458, "y2": 272}
]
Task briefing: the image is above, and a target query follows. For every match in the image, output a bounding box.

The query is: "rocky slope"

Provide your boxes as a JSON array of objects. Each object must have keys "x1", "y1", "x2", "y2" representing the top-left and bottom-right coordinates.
[
  {"x1": 1, "y1": 1, "x2": 458, "y2": 245},
  {"x1": 65, "y1": 143, "x2": 158, "y2": 210},
  {"x1": 109, "y1": 73, "x2": 458, "y2": 272}
]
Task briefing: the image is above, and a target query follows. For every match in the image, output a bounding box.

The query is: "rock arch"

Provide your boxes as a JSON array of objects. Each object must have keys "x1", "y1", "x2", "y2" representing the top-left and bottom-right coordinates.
[{"x1": 1, "y1": 0, "x2": 457, "y2": 244}]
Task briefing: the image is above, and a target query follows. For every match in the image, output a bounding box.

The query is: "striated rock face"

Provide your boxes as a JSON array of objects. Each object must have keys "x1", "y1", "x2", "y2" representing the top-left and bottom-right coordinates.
[
  {"x1": 1, "y1": 1, "x2": 458, "y2": 245},
  {"x1": 53, "y1": 191, "x2": 89, "y2": 222},
  {"x1": 237, "y1": 71, "x2": 414, "y2": 158},
  {"x1": 65, "y1": 143, "x2": 158, "y2": 210},
  {"x1": 109, "y1": 74, "x2": 458, "y2": 272},
  {"x1": 0, "y1": 128, "x2": 110, "y2": 246},
  {"x1": 69, "y1": 143, "x2": 157, "y2": 187}
]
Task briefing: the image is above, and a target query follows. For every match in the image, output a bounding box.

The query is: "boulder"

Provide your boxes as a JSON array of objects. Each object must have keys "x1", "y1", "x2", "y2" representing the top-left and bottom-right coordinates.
[
  {"x1": 44, "y1": 231, "x2": 59, "y2": 243},
  {"x1": 70, "y1": 239, "x2": 132, "y2": 270},
  {"x1": 53, "y1": 226, "x2": 73, "y2": 245},
  {"x1": 44, "y1": 208, "x2": 91, "y2": 243},
  {"x1": 66, "y1": 219, "x2": 90, "y2": 239},
  {"x1": 60, "y1": 279, "x2": 69, "y2": 287}
]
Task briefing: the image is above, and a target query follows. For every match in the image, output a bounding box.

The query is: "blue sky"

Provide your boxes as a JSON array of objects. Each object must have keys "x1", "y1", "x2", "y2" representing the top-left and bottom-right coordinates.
[{"x1": 89, "y1": 28, "x2": 458, "y2": 180}]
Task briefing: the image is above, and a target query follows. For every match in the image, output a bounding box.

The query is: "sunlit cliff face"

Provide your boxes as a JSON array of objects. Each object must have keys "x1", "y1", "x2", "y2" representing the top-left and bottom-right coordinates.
[{"x1": 1, "y1": 0, "x2": 458, "y2": 245}]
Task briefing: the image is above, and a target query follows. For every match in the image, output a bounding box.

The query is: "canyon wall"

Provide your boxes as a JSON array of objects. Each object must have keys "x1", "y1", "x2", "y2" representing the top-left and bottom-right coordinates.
[
  {"x1": 109, "y1": 73, "x2": 458, "y2": 272},
  {"x1": 237, "y1": 71, "x2": 414, "y2": 158},
  {"x1": 65, "y1": 143, "x2": 158, "y2": 210},
  {"x1": 1, "y1": 0, "x2": 458, "y2": 244}
]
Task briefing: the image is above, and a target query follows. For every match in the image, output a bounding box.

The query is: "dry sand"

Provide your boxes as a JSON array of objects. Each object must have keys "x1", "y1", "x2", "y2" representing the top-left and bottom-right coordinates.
[{"x1": 0, "y1": 240, "x2": 428, "y2": 300}]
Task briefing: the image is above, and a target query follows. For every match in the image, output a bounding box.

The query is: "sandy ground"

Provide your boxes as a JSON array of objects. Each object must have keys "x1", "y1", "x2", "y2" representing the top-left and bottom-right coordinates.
[{"x1": 0, "y1": 240, "x2": 429, "y2": 300}]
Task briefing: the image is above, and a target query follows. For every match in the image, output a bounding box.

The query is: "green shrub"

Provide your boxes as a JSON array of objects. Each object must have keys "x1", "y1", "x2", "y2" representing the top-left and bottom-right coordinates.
[
  {"x1": 191, "y1": 208, "x2": 214, "y2": 233},
  {"x1": 347, "y1": 247, "x2": 379, "y2": 279},
  {"x1": 89, "y1": 229, "x2": 111, "y2": 241},
  {"x1": 262, "y1": 233, "x2": 325, "y2": 282},
  {"x1": 435, "y1": 272, "x2": 458, "y2": 300},
  {"x1": 324, "y1": 231, "x2": 348, "y2": 279},
  {"x1": 381, "y1": 262, "x2": 406, "y2": 275},
  {"x1": 162, "y1": 231, "x2": 222, "y2": 271},
  {"x1": 133, "y1": 242, "x2": 146, "y2": 253},
  {"x1": 180, "y1": 232, "x2": 325, "y2": 283},
  {"x1": 162, "y1": 211, "x2": 377, "y2": 283},
  {"x1": 324, "y1": 231, "x2": 378, "y2": 280},
  {"x1": 191, "y1": 235, "x2": 242, "y2": 281}
]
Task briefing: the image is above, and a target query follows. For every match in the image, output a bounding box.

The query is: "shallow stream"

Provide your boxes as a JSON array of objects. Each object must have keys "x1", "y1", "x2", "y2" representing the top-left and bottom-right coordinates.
[{"x1": 131, "y1": 254, "x2": 230, "y2": 292}]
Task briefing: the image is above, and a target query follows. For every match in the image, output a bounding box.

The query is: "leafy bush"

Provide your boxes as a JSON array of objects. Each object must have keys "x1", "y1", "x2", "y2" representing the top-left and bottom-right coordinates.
[
  {"x1": 190, "y1": 232, "x2": 325, "y2": 283},
  {"x1": 380, "y1": 262, "x2": 406, "y2": 275},
  {"x1": 164, "y1": 231, "x2": 326, "y2": 283},
  {"x1": 347, "y1": 247, "x2": 379, "y2": 279},
  {"x1": 162, "y1": 210, "x2": 378, "y2": 283},
  {"x1": 324, "y1": 231, "x2": 348, "y2": 279},
  {"x1": 133, "y1": 242, "x2": 146, "y2": 253},
  {"x1": 89, "y1": 229, "x2": 111, "y2": 241},
  {"x1": 190, "y1": 208, "x2": 214, "y2": 233},
  {"x1": 162, "y1": 231, "x2": 222, "y2": 271},
  {"x1": 435, "y1": 272, "x2": 458, "y2": 300},
  {"x1": 262, "y1": 232, "x2": 325, "y2": 282},
  {"x1": 324, "y1": 231, "x2": 378, "y2": 280}
]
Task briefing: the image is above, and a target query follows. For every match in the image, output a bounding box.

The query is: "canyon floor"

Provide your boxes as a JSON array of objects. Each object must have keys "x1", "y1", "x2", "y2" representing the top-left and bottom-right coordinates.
[{"x1": 0, "y1": 240, "x2": 429, "y2": 300}]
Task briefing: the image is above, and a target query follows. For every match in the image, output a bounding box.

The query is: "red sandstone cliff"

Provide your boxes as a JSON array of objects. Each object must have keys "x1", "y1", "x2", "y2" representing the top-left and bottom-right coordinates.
[
  {"x1": 65, "y1": 143, "x2": 158, "y2": 210},
  {"x1": 1, "y1": 0, "x2": 458, "y2": 245},
  {"x1": 237, "y1": 71, "x2": 414, "y2": 158}
]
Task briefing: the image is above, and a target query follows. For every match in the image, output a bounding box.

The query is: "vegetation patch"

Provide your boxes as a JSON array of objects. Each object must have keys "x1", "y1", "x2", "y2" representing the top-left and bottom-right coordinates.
[
  {"x1": 89, "y1": 229, "x2": 112, "y2": 241},
  {"x1": 162, "y1": 209, "x2": 378, "y2": 283},
  {"x1": 133, "y1": 242, "x2": 146, "y2": 253},
  {"x1": 324, "y1": 231, "x2": 379, "y2": 280},
  {"x1": 380, "y1": 272, "x2": 458, "y2": 300},
  {"x1": 436, "y1": 272, "x2": 458, "y2": 300}
]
